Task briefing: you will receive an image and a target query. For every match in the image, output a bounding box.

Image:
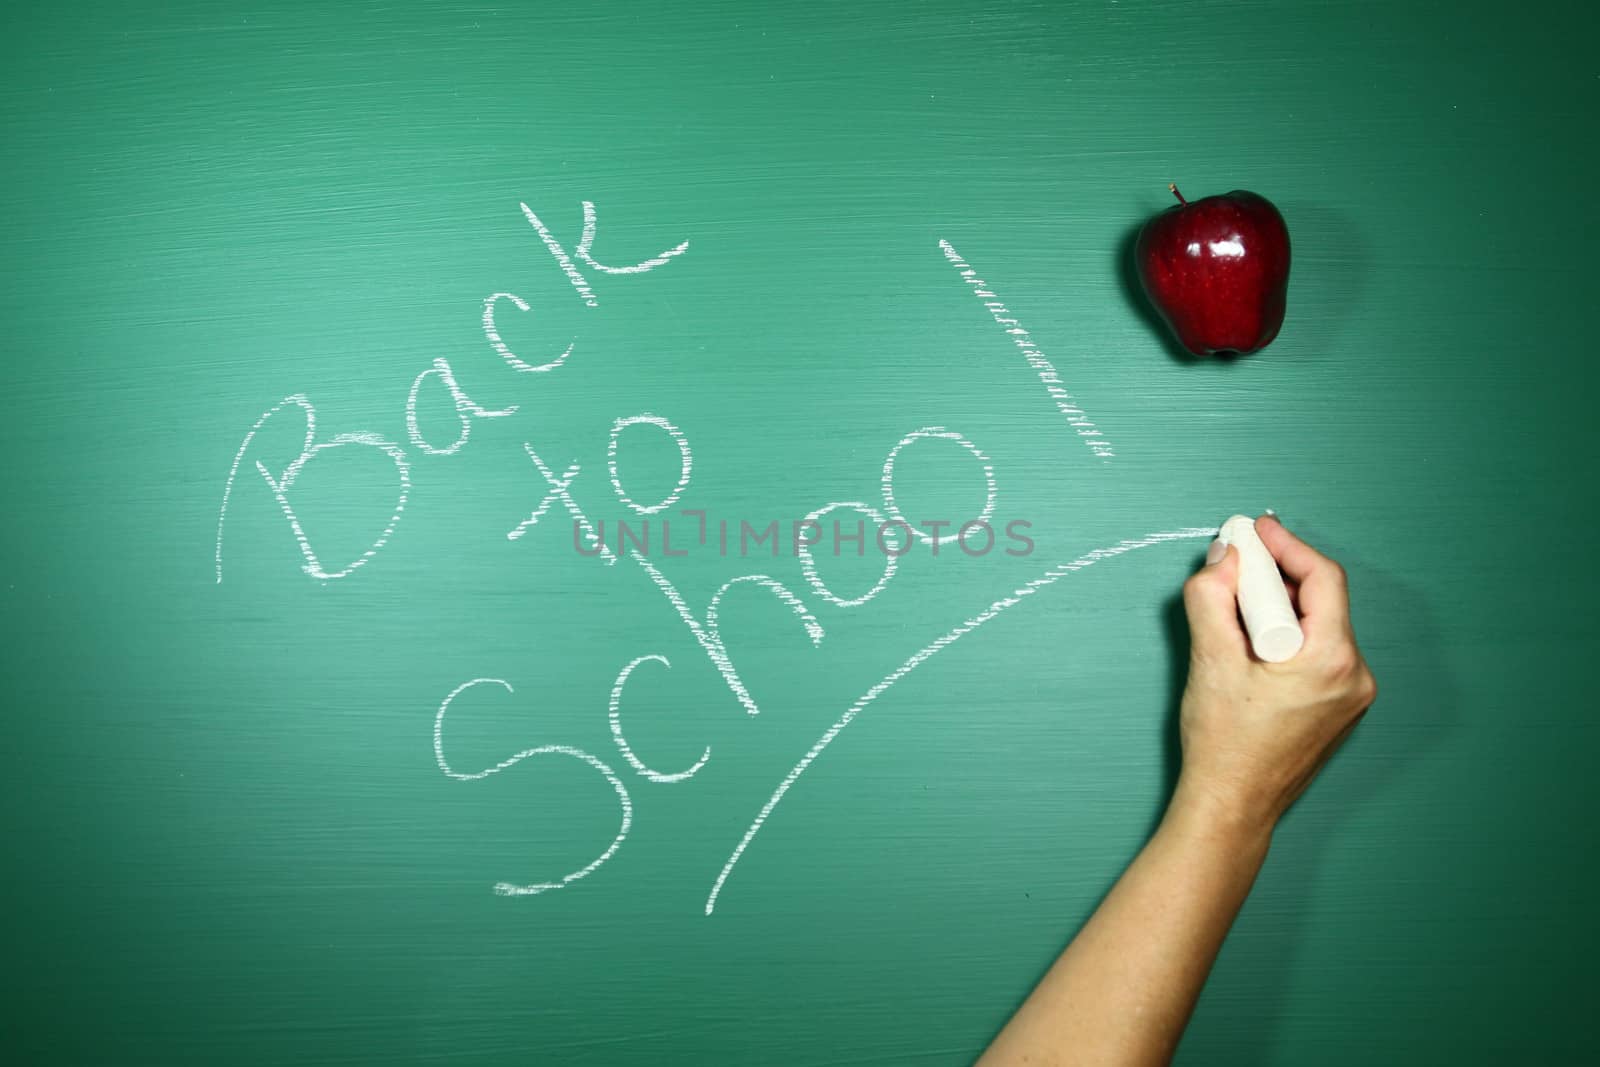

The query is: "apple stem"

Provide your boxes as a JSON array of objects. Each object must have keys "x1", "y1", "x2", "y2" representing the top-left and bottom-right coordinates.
[{"x1": 1169, "y1": 183, "x2": 1188, "y2": 206}]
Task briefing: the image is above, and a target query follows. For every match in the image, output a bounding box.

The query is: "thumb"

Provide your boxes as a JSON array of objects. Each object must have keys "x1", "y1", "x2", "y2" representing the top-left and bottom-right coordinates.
[{"x1": 1182, "y1": 541, "x2": 1247, "y2": 662}]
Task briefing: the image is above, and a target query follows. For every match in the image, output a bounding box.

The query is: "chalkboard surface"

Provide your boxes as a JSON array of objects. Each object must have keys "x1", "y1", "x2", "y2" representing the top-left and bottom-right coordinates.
[{"x1": 4, "y1": 1, "x2": 1595, "y2": 1063}]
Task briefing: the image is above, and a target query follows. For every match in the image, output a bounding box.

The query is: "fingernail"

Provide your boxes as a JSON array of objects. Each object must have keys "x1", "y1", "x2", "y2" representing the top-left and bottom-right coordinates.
[{"x1": 1205, "y1": 540, "x2": 1227, "y2": 565}]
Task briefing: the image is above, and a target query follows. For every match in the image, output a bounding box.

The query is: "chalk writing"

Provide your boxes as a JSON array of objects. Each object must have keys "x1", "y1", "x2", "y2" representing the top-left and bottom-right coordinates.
[
  {"x1": 521, "y1": 200, "x2": 689, "y2": 307},
  {"x1": 482, "y1": 292, "x2": 574, "y2": 374},
  {"x1": 881, "y1": 427, "x2": 999, "y2": 548},
  {"x1": 635, "y1": 554, "x2": 825, "y2": 719},
  {"x1": 577, "y1": 200, "x2": 691, "y2": 276},
  {"x1": 434, "y1": 678, "x2": 632, "y2": 896},
  {"x1": 939, "y1": 239, "x2": 1115, "y2": 460},
  {"x1": 216, "y1": 394, "x2": 412, "y2": 583},
  {"x1": 406, "y1": 357, "x2": 518, "y2": 456},
  {"x1": 608, "y1": 413, "x2": 693, "y2": 515},
  {"x1": 796, "y1": 501, "x2": 898, "y2": 607},
  {"x1": 219, "y1": 201, "x2": 1216, "y2": 912},
  {"x1": 508, "y1": 442, "x2": 615, "y2": 563},
  {"x1": 705, "y1": 527, "x2": 1215, "y2": 915},
  {"x1": 609, "y1": 654, "x2": 711, "y2": 783}
]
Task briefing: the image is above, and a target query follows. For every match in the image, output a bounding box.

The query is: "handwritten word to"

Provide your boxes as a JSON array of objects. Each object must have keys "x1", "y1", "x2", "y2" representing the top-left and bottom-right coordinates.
[{"x1": 218, "y1": 202, "x2": 1209, "y2": 914}]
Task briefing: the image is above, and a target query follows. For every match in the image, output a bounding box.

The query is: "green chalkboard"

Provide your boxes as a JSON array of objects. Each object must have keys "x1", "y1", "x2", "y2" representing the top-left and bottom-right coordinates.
[{"x1": 4, "y1": 1, "x2": 1595, "y2": 1063}]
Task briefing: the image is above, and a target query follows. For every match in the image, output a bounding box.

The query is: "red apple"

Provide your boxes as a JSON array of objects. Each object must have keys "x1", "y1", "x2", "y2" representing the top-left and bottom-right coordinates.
[{"x1": 1135, "y1": 185, "x2": 1291, "y2": 357}]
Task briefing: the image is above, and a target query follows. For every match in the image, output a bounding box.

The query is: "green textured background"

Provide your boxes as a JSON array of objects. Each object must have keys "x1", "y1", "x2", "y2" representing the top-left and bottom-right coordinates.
[{"x1": 4, "y1": 1, "x2": 1594, "y2": 1063}]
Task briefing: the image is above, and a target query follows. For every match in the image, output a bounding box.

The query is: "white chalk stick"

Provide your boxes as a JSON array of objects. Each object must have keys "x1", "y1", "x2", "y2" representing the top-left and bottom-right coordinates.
[{"x1": 1217, "y1": 515, "x2": 1305, "y2": 663}]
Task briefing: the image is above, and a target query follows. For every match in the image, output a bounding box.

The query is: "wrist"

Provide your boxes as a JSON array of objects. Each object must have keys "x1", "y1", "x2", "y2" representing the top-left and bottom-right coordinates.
[{"x1": 1165, "y1": 776, "x2": 1278, "y2": 853}]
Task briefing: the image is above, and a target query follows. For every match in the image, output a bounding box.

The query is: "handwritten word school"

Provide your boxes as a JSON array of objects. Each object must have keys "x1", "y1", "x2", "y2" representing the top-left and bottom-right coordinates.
[{"x1": 215, "y1": 200, "x2": 1213, "y2": 914}]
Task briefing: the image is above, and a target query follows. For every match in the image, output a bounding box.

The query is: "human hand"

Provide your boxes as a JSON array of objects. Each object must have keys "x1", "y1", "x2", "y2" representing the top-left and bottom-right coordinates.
[{"x1": 1172, "y1": 516, "x2": 1377, "y2": 834}]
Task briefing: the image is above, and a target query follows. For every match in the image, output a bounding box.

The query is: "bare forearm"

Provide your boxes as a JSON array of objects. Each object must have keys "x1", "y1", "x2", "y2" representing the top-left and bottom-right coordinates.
[
  {"x1": 980, "y1": 517, "x2": 1375, "y2": 1064},
  {"x1": 979, "y1": 786, "x2": 1273, "y2": 1066}
]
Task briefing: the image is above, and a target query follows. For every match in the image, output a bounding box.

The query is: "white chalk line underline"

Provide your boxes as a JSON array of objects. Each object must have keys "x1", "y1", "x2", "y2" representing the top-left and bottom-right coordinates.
[{"x1": 704, "y1": 525, "x2": 1215, "y2": 914}]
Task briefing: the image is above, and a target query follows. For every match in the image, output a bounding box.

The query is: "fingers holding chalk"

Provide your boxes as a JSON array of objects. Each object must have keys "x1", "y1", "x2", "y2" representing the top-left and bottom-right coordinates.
[
  {"x1": 1254, "y1": 514, "x2": 1328, "y2": 582},
  {"x1": 1216, "y1": 514, "x2": 1306, "y2": 663},
  {"x1": 1182, "y1": 540, "x2": 1248, "y2": 661},
  {"x1": 1282, "y1": 579, "x2": 1302, "y2": 616},
  {"x1": 1255, "y1": 515, "x2": 1351, "y2": 642}
]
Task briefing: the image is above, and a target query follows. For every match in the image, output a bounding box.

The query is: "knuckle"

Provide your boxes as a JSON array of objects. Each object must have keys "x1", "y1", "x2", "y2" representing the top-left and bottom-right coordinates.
[
  {"x1": 1182, "y1": 571, "x2": 1215, "y2": 601},
  {"x1": 1357, "y1": 669, "x2": 1379, "y2": 706},
  {"x1": 1323, "y1": 559, "x2": 1349, "y2": 586},
  {"x1": 1323, "y1": 643, "x2": 1359, "y2": 677}
]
